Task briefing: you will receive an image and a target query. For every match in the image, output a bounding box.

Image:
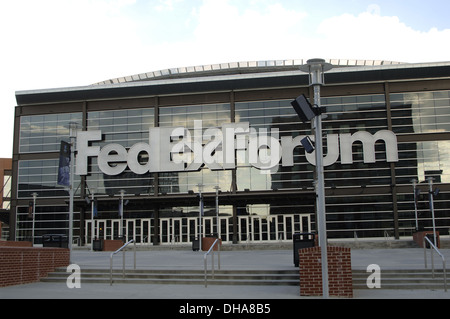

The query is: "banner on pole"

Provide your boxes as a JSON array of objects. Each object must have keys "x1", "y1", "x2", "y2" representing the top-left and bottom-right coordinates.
[
  {"x1": 57, "y1": 141, "x2": 71, "y2": 187},
  {"x1": 93, "y1": 200, "x2": 98, "y2": 218}
]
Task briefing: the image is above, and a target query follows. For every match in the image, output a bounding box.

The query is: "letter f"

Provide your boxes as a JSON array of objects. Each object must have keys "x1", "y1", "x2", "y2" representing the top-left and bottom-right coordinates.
[{"x1": 76, "y1": 130, "x2": 101, "y2": 175}]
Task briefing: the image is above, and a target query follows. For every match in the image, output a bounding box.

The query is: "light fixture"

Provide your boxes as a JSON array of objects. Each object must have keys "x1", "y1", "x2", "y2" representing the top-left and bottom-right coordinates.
[
  {"x1": 301, "y1": 136, "x2": 315, "y2": 154},
  {"x1": 290, "y1": 94, "x2": 315, "y2": 123}
]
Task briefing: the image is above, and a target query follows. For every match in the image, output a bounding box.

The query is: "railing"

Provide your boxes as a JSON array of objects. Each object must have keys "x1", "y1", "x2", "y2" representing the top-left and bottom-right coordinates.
[
  {"x1": 204, "y1": 239, "x2": 221, "y2": 288},
  {"x1": 423, "y1": 236, "x2": 447, "y2": 292},
  {"x1": 110, "y1": 239, "x2": 136, "y2": 286}
]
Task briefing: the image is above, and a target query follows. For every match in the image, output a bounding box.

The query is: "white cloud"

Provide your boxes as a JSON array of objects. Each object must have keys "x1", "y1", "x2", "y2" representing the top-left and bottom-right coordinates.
[
  {"x1": 314, "y1": 6, "x2": 450, "y2": 62},
  {"x1": 167, "y1": 0, "x2": 308, "y2": 65},
  {"x1": 0, "y1": 0, "x2": 142, "y2": 88},
  {"x1": 155, "y1": 0, "x2": 185, "y2": 12}
]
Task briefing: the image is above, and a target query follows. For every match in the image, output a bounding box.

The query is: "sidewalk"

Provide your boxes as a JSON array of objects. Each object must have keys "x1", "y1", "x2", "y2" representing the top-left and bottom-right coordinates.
[{"x1": 1, "y1": 248, "x2": 450, "y2": 299}]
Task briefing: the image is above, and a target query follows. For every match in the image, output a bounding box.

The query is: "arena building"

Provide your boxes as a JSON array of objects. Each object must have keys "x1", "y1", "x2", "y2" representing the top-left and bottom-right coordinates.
[{"x1": 10, "y1": 59, "x2": 450, "y2": 246}]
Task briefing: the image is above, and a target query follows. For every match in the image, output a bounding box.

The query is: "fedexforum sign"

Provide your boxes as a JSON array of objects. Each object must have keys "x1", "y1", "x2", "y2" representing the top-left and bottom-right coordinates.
[{"x1": 75, "y1": 120, "x2": 398, "y2": 176}]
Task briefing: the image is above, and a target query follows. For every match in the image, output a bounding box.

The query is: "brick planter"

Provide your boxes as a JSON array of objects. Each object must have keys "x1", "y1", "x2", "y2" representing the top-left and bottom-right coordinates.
[
  {"x1": 299, "y1": 246, "x2": 353, "y2": 298},
  {"x1": 0, "y1": 247, "x2": 70, "y2": 287},
  {"x1": 103, "y1": 239, "x2": 125, "y2": 251},
  {"x1": 201, "y1": 237, "x2": 221, "y2": 251},
  {"x1": 413, "y1": 231, "x2": 440, "y2": 248}
]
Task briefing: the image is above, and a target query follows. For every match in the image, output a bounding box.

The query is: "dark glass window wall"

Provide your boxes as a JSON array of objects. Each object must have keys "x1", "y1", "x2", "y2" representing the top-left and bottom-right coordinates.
[
  {"x1": 14, "y1": 89, "x2": 450, "y2": 239},
  {"x1": 19, "y1": 113, "x2": 82, "y2": 153},
  {"x1": 86, "y1": 108, "x2": 155, "y2": 195},
  {"x1": 159, "y1": 103, "x2": 232, "y2": 194}
]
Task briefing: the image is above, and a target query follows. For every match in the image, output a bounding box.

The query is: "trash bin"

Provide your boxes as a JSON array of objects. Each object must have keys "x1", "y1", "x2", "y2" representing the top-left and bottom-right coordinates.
[
  {"x1": 42, "y1": 234, "x2": 68, "y2": 248},
  {"x1": 93, "y1": 238, "x2": 103, "y2": 251},
  {"x1": 192, "y1": 236, "x2": 199, "y2": 251},
  {"x1": 293, "y1": 232, "x2": 316, "y2": 267}
]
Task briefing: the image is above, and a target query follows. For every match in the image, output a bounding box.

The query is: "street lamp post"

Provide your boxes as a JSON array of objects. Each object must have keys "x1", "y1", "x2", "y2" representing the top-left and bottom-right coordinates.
[
  {"x1": 31, "y1": 192, "x2": 38, "y2": 246},
  {"x1": 427, "y1": 177, "x2": 438, "y2": 246},
  {"x1": 119, "y1": 189, "x2": 126, "y2": 239},
  {"x1": 68, "y1": 122, "x2": 77, "y2": 259},
  {"x1": 90, "y1": 189, "x2": 95, "y2": 251},
  {"x1": 300, "y1": 58, "x2": 333, "y2": 298},
  {"x1": 197, "y1": 183, "x2": 204, "y2": 251},
  {"x1": 411, "y1": 179, "x2": 419, "y2": 231},
  {"x1": 214, "y1": 186, "x2": 220, "y2": 238}
]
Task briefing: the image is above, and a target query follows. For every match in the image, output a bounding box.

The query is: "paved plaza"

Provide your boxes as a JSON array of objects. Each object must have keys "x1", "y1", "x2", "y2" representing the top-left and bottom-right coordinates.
[{"x1": 1, "y1": 246, "x2": 450, "y2": 299}]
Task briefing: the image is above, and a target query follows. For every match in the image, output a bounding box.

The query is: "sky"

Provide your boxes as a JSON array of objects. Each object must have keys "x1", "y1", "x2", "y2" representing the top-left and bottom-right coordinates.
[{"x1": 1, "y1": 0, "x2": 450, "y2": 158}]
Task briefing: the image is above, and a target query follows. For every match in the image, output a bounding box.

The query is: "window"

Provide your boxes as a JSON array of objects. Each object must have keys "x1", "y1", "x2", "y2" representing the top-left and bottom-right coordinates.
[{"x1": 19, "y1": 113, "x2": 82, "y2": 153}]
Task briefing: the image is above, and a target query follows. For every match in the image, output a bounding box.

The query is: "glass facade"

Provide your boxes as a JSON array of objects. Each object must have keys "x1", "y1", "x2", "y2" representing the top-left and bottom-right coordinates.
[
  {"x1": 236, "y1": 99, "x2": 313, "y2": 192},
  {"x1": 17, "y1": 159, "x2": 81, "y2": 198},
  {"x1": 2, "y1": 174, "x2": 11, "y2": 210},
  {"x1": 19, "y1": 113, "x2": 82, "y2": 153},
  {"x1": 319, "y1": 94, "x2": 392, "y2": 237},
  {"x1": 391, "y1": 91, "x2": 450, "y2": 135},
  {"x1": 11, "y1": 67, "x2": 450, "y2": 244},
  {"x1": 159, "y1": 103, "x2": 232, "y2": 194},
  {"x1": 15, "y1": 205, "x2": 70, "y2": 242},
  {"x1": 86, "y1": 108, "x2": 155, "y2": 195},
  {"x1": 391, "y1": 90, "x2": 450, "y2": 237}
]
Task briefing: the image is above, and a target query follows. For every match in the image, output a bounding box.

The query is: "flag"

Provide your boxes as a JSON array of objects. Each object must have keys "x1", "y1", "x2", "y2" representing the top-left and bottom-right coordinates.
[
  {"x1": 118, "y1": 198, "x2": 123, "y2": 217},
  {"x1": 93, "y1": 200, "x2": 98, "y2": 218},
  {"x1": 200, "y1": 195, "x2": 204, "y2": 216},
  {"x1": 57, "y1": 141, "x2": 71, "y2": 186}
]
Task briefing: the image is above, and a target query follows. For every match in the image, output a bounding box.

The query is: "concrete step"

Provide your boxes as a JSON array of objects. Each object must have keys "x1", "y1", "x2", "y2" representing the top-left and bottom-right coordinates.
[
  {"x1": 352, "y1": 269, "x2": 448, "y2": 290},
  {"x1": 42, "y1": 268, "x2": 300, "y2": 286},
  {"x1": 43, "y1": 266, "x2": 449, "y2": 290}
]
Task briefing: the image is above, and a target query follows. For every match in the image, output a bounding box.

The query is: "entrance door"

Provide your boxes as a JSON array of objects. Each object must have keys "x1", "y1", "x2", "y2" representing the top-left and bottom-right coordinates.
[
  {"x1": 111, "y1": 220, "x2": 121, "y2": 240},
  {"x1": 97, "y1": 220, "x2": 106, "y2": 239},
  {"x1": 188, "y1": 217, "x2": 197, "y2": 242},
  {"x1": 283, "y1": 215, "x2": 294, "y2": 241},
  {"x1": 218, "y1": 217, "x2": 231, "y2": 243},
  {"x1": 160, "y1": 218, "x2": 170, "y2": 244},
  {"x1": 126, "y1": 219, "x2": 135, "y2": 242},
  {"x1": 171, "y1": 218, "x2": 182, "y2": 244},
  {"x1": 141, "y1": 219, "x2": 153, "y2": 244}
]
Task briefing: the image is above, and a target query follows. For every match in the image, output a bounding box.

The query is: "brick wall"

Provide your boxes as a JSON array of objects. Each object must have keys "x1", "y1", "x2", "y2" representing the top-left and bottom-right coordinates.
[
  {"x1": 0, "y1": 247, "x2": 70, "y2": 287},
  {"x1": 299, "y1": 246, "x2": 353, "y2": 298},
  {"x1": 0, "y1": 241, "x2": 32, "y2": 247}
]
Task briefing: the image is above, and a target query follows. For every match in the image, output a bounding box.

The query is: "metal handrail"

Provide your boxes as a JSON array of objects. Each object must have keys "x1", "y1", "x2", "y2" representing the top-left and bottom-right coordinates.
[
  {"x1": 423, "y1": 236, "x2": 447, "y2": 292},
  {"x1": 110, "y1": 239, "x2": 136, "y2": 286},
  {"x1": 204, "y1": 239, "x2": 221, "y2": 288}
]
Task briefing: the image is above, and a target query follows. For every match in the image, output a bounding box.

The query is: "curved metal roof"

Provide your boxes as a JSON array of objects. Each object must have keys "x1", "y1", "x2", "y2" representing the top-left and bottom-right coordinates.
[{"x1": 93, "y1": 59, "x2": 404, "y2": 85}]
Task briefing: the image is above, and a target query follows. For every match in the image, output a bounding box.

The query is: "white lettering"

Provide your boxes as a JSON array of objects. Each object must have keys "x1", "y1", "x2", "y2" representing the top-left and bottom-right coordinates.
[
  {"x1": 202, "y1": 127, "x2": 223, "y2": 170},
  {"x1": 248, "y1": 127, "x2": 281, "y2": 172},
  {"x1": 179, "y1": 303, "x2": 214, "y2": 317},
  {"x1": 340, "y1": 130, "x2": 398, "y2": 165},
  {"x1": 75, "y1": 122, "x2": 399, "y2": 176},
  {"x1": 222, "y1": 122, "x2": 249, "y2": 169},
  {"x1": 98, "y1": 143, "x2": 127, "y2": 176},
  {"x1": 75, "y1": 130, "x2": 101, "y2": 175},
  {"x1": 128, "y1": 142, "x2": 151, "y2": 174}
]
